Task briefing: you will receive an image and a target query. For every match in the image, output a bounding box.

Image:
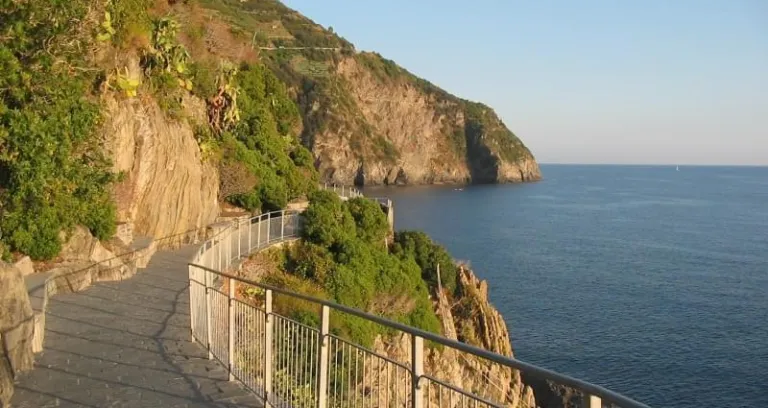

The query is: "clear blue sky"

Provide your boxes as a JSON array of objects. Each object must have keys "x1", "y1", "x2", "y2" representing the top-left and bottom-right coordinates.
[{"x1": 283, "y1": 0, "x2": 767, "y2": 165}]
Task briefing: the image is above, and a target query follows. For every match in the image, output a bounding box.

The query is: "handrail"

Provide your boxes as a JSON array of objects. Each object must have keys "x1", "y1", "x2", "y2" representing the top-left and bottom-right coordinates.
[
  {"x1": 186, "y1": 191, "x2": 653, "y2": 408},
  {"x1": 190, "y1": 264, "x2": 649, "y2": 408}
]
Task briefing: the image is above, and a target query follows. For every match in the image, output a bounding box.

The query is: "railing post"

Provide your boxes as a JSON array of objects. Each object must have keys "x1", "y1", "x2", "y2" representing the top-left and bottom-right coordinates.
[
  {"x1": 411, "y1": 336, "x2": 424, "y2": 408},
  {"x1": 237, "y1": 220, "x2": 241, "y2": 260},
  {"x1": 218, "y1": 236, "x2": 222, "y2": 271},
  {"x1": 226, "y1": 227, "x2": 231, "y2": 268},
  {"x1": 280, "y1": 210, "x2": 285, "y2": 239},
  {"x1": 206, "y1": 269, "x2": 213, "y2": 360},
  {"x1": 317, "y1": 305, "x2": 330, "y2": 408},
  {"x1": 228, "y1": 276, "x2": 235, "y2": 381},
  {"x1": 584, "y1": 395, "x2": 601, "y2": 408},
  {"x1": 264, "y1": 289, "x2": 274, "y2": 405},
  {"x1": 248, "y1": 218, "x2": 252, "y2": 252},
  {"x1": 266, "y1": 213, "x2": 271, "y2": 244},
  {"x1": 189, "y1": 264, "x2": 195, "y2": 343},
  {"x1": 257, "y1": 214, "x2": 262, "y2": 249}
]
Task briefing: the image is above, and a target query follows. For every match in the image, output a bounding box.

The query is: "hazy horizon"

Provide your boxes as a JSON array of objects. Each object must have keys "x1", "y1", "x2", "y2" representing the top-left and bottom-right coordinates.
[{"x1": 283, "y1": 0, "x2": 767, "y2": 166}]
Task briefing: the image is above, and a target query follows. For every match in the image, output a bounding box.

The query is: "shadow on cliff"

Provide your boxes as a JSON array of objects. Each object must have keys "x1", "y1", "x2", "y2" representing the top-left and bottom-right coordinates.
[{"x1": 464, "y1": 119, "x2": 500, "y2": 184}]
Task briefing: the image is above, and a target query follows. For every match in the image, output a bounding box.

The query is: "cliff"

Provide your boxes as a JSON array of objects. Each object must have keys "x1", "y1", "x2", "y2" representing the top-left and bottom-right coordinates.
[
  {"x1": 369, "y1": 266, "x2": 537, "y2": 408},
  {"x1": 104, "y1": 58, "x2": 219, "y2": 239},
  {"x1": 239, "y1": 244, "x2": 536, "y2": 408},
  {"x1": 193, "y1": 0, "x2": 542, "y2": 186}
]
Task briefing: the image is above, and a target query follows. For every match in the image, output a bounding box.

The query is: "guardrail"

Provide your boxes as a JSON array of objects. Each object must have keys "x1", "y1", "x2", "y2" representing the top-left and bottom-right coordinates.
[
  {"x1": 188, "y1": 203, "x2": 652, "y2": 408},
  {"x1": 320, "y1": 183, "x2": 364, "y2": 199}
]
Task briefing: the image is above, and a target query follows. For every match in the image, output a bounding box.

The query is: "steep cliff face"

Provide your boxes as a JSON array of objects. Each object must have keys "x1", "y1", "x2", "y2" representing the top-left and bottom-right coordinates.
[
  {"x1": 239, "y1": 246, "x2": 536, "y2": 408},
  {"x1": 104, "y1": 59, "x2": 219, "y2": 239},
  {"x1": 369, "y1": 266, "x2": 537, "y2": 408},
  {"x1": 308, "y1": 56, "x2": 543, "y2": 186}
]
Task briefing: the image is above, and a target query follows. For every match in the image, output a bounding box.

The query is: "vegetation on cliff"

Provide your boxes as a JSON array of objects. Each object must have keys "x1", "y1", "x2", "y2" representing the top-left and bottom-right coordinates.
[
  {"x1": 0, "y1": 0, "x2": 117, "y2": 259},
  {"x1": 252, "y1": 190, "x2": 446, "y2": 347},
  {"x1": 0, "y1": 0, "x2": 316, "y2": 259},
  {"x1": 0, "y1": 0, "x2": 538, "y2": 252},
  {"x1": 188, "y1": 0, "x2": 540, "y2": 185}
]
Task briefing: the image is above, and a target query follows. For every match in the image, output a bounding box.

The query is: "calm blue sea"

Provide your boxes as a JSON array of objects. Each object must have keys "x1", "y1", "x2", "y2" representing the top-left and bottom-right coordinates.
[{"x1": 364, "y1": 165, "x2": 768, "y2": 408}]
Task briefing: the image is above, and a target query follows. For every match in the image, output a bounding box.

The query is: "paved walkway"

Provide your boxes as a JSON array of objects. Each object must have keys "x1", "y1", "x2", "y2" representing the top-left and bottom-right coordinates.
[{"x1": 11, "y1": 246, "x2": 262, "y2": 408}]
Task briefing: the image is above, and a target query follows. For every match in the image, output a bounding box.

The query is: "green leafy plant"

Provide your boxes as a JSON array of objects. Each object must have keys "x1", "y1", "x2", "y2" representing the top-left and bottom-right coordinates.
[
  {"x1": 208, "y1": 61, "x2": 240, "y2": 133},
  {"x1": 115, "y1": 67, "x2": 140, "y2": 97},
  {"x1": 0, "y1": 0, "x2": 118, "y2": 260},
  {"x1": 268, "y1": 191, "x2": 442, "y2": 347},
  {"x1": 141, "y1": 17, "x2": 194, "y2": 116},
  {"x1": 97, "y1": 11, "x2": 117, "y2": 42},
  {"x1": 144, "y1": 18, "x2": 190, "y2": 75}
]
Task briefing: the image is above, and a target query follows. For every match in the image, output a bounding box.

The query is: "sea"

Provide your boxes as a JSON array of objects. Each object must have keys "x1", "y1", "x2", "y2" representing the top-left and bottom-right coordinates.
[{"x1": 364, "y1": 164, "x2": 768, "y2": 408}]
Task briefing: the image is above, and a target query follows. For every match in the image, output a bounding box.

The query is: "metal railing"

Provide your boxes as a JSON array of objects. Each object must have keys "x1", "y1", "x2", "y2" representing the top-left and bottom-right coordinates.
[
  {"x1": 321, "y1": 183, "x2": 364, "y2": 199},
  {"x1": 188, "y1": 208, "x2": 652, "y2": 408}
]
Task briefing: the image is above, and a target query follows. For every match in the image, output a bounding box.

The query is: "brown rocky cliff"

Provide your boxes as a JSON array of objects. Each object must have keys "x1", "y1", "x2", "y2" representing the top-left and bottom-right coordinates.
[
  {"x1": 104, "y1": 59, "x2": 219, "y2": 240},
  {"x1": 305, "y1": 56, "x2": 541, "y2": 186},
  {"x1": 368, "y1": 266, "x2": 537, "y2": 408}
]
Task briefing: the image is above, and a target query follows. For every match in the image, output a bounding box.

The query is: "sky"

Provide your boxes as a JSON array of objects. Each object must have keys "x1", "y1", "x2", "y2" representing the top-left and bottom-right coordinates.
[{"x1": 282, "y1": 0, "x2": 767, "y2": 165}]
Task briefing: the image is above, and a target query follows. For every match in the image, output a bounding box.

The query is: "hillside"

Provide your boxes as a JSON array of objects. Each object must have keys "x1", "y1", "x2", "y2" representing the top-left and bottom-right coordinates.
[
  {"x1": 0, "y1": 0, "x2": 540, "y2": 259},
  {"x1": 194, "y1": 0, "x2": 542, "y2": 185},
  {"x1": 1, "y1": 0, "x2": 543, "y2": 406},
  {"x1": 237, "y1": 191, "x2": 537, "y2": 407}
]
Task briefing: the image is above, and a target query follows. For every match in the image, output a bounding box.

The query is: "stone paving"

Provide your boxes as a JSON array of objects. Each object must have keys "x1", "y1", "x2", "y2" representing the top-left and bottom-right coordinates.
[{"x1": 11, "y1": 246, "x2": 262, "y2": 408}]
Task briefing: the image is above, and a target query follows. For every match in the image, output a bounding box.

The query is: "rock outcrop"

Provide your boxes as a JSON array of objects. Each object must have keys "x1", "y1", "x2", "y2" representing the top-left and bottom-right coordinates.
[
  {"x1": 307, "y1": 57, "x2": 542, "y2": 187},
  {"x1": 367, "y1": 266, "x2": 537, "y2": 408},
  {"x1": 104, "y1": 59, "x2": 219, "y2": 240},
  {"x1": 0, "y1": 262, "x2": 35, "y2": 407}
]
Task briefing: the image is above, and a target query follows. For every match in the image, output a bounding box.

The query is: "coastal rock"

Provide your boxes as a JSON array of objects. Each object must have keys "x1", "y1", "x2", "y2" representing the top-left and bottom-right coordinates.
[
  {"x1": 12, "y1": 256, "x2": 34, "y2": 277},
  {"x1": 300, "y1": 56, "x2": 541, "y2": 187},
  {"x1": 0, "y1": 262, "x2": 35, "y2": 406},
  {"x1": 104, "y1": 58, "x2": 219, "y2": 240},
  {"x1": 367, "y1": 266, "x2": 537, "y2": 408}
]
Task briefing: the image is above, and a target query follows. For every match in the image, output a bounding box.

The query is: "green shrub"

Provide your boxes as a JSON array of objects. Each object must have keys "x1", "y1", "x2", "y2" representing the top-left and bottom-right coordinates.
[
  {"x1": 215, "y1": 62, "x2": 316, "y2": 213},
  {"x1": 190, "y1": 60, "x2": 219, "y2": 100},
  {"x1": 148, "y1": 71, "x2": 184, "y2": 118},
  {"x1": 278, "y1": 193, "x2": 441, "y2": 347},
  {"x1": 346, "y1": 198, "x2": 389, "y2": 245},
  {"x1": 285, "y1": 242, "x2": 334, "y2": 281},
  {"x1": 392, "y1": 231, "x2": 458, "y2": 294},
  {"x1": 227, "y1": 191, "x2": 261, "y2": 212},
  {"x1": 0, "y1": 0, "x2": 117, "y2": 259},
  {"x1": 300, "y1": 191, "x2": 354, "y2": 247},
  {"x1": 290, "y1": 145, "x2": 314, "y2": 167},
  {"x1": 108, "y1": 0, "x2": 152, "y2": 47}
]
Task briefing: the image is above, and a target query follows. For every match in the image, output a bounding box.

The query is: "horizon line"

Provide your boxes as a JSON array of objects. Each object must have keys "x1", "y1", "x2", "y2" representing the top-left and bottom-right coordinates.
[{"x1": 539, "y1": 162, "x2": 767, "y2": 168}]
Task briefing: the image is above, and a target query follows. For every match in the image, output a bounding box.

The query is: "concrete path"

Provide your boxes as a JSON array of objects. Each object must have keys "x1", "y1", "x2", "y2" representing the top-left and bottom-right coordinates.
[{"x1": 11, "y1": 246, "x2": 262, "y2": 408}]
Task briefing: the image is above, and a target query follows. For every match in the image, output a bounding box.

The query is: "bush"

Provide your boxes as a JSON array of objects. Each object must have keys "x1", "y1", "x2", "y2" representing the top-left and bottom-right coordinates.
[
  {"x1": 0, "y1": 0, "x2": 117, "y2": 259},
  {"x1": 278, "y1": 193, "x2": 441, "y2": 347},
  {"x1": 190, "y1": 60, "x2": 219, "y2": 100},
  {"x1": 346, "y1": 197, "x2": 389, "y2": 245},
  {"x1": 290, "y1": 146, "x2": 314, "y2": 168},
  {"x1": 227, "y1": 191, "x2": 261, "y2": 212},
  {"x1": 300, "y1": 191, "x2": 354, "y2": 247},
  {"x1": 392, "y1": 231, "x2": 458, "y2": 294},
  {"x1": 215, "y1": 62, "x2": 317, "y2": 214},
  {"x1": 285, "y1": 242, "x2": 334, "y2": 281}
]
